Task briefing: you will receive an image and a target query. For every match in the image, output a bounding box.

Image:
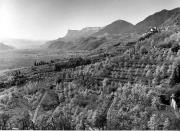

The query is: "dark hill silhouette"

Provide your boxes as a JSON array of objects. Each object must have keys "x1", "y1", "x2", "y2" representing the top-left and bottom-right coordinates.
[{"x1": 94, "y1": 20, "x2": 134, "y2": 36}]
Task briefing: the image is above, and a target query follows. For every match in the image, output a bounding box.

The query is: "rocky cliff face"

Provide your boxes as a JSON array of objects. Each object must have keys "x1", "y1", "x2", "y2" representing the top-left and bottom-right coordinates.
[
  {"x1": 44, "y1": 27, "x2": 101, "y2": 49},
  {"x1": 62, "y1": 27, "x2": 101, "y2": 41}
]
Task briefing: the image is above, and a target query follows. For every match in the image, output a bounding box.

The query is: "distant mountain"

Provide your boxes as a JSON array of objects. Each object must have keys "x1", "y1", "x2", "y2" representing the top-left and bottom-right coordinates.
[
  {"x1": 76, "y1": 36, "x2": 107, "y2": 50},
  {"x1": 134, "y1": 7, "x2": 180, "y2": 33},
  {"x1": 62, "y1": 27, "x2": 101, "y2": 42},
  {"x1": 43, "y1": 39, "x2": 74, "y2": 49},
  {"x1": 45, "y1": 27, "x2": 101, "y2": 49},
  {"x1": 0, "y1": 42, "x2": 14, "y2": 50},
  {"x1": 2, "y1": 39, "x2": 46, "y2": 49},
  {"x1": 46, "y1": 7, "x2": 180, "y2": 51},
  {"x1": 94, "y1": 20, "x2": 134, "y2": 36}
]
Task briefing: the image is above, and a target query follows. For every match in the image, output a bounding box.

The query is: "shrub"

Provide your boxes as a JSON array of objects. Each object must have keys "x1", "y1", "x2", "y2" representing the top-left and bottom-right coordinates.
[{"x1": 140, "y1": 46, "x2": 148, "y2": 55}]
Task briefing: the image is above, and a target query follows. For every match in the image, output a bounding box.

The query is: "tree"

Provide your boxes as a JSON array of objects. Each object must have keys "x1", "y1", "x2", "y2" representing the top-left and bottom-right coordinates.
[
  {"x1": 146, "y1": 69, "x2": 153, "y2": 86},
  {"x1": 148, "y1": 114, "x2": 159, "y2": 130},
  {"x1": 169, "y1": 58, "x2": 180, "y2": 87},
  {"x1": 169, "y1": 55, "x2": 175, "y2": 61},
  {"x1": 0, "y1": 113, "x2": 10, "y2": 130},
  {"x1": 155, "y1": 66, "x2": 161, "y2": 77},
  {"x1": 171, "y1": 43, "x2": 180, "y2": 53},
  {"x1": 160, "y1": 64, "x2": 167, "y2": 78}
]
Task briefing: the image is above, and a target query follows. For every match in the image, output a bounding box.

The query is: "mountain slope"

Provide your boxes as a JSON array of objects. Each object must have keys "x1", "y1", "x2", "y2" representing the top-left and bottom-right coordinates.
[
  {"x1": 134, "y1": 7, "x2": 180, "y2": 33},
  {"x1": 94, "y1": 20, "x2": 134, "y2": 36},
  {"x1": 44, "y1": 39, "x2": 74, "y2": 49},
  {"x1": 76, "y1": 36, "x2": 107, "y2": 50},
  {"x1": 161, "y1": 13, "x2": 180, "y2": 29}
]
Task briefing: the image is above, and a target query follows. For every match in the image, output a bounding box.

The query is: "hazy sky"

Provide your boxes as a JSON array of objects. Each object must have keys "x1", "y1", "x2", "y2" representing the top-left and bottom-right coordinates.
[{"x1": 0, "y1": 0, "x2": 179, "y2": 40}]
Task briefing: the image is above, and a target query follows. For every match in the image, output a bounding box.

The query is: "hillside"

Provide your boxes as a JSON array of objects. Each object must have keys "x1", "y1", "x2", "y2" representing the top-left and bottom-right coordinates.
[
  {"x1": 46, "y1": 39, "x2": 74, "y2": 49},
  {"x1": 76, "y1": 36, "x2": 107, "y2": 50},
  {"x1": 134, "y1": 7, "x2": 180, "y2": 33},
  {"x1": 161, "y1": 13, "x2": 180, "y2": 29}
]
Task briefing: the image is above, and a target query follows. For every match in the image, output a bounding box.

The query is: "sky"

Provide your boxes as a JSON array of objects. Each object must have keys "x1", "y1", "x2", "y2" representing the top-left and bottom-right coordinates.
[{"x1": 0, "y1": 0, "x2": 179, "y2": 40}]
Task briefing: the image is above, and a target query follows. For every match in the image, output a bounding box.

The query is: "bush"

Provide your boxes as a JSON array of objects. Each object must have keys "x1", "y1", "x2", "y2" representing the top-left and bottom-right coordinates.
[{"x1": 140, "y1": 46, "x2": 148, "y2": 55}]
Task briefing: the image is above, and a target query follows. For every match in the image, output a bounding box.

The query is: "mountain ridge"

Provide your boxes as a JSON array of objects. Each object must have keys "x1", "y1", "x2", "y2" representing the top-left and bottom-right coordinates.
[{"x1": 45, "y1": 7, "x2": 180, "y2": 50}]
